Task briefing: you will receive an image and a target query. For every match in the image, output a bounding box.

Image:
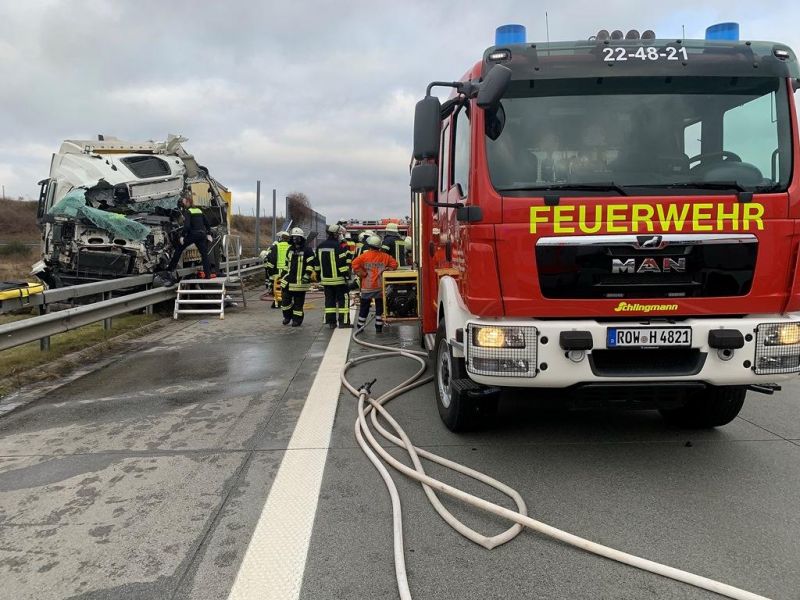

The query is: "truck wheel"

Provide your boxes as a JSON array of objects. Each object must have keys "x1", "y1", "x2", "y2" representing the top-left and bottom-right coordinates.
[
  {"x1": 659, "y1": 386, "x2": 746, "y2": 428},
  {"x1": 434, "y1": 323, "x2": 497, "y2": 431}
]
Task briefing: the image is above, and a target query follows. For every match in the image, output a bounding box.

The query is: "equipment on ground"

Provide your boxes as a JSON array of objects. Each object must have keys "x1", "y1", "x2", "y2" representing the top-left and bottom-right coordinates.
[
  {"x1": 173, "y1": 275, "x2": 246, "y2": 320},
  {"x1": 382, "y1": 270, "x2": 419, "y2": 320},
  {"x1": 0, "y1": 281, "x2": 45, "y2": 302}
]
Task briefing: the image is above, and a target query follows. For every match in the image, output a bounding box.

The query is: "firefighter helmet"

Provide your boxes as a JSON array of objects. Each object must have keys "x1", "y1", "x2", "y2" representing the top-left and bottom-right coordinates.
[
  {"x1": 366, "y1": 235, "x2": 382, "y2": 249},
  {"x1": 290, "y1": 227, "x2": 306, "y2": 239},
  {"x1": 277, "y1": 230, "x2": 289, "y2": 240},
  {"x1": 385, "y1": 222, "x2": 399, "y2": 233},
  {"x1": 327, "y1": 223, "x2": 340, "y2": 235}
]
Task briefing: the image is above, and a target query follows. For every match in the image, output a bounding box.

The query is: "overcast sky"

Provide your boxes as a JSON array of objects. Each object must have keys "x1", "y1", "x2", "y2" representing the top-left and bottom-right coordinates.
[{"x1": 0, "y1": 1, "x2": 798, "y2": 221}]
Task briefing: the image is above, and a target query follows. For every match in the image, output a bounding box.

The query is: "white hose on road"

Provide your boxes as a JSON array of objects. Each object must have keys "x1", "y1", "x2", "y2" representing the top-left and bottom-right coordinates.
[{"x1": 340, "y1": 320, "x2": 774, "y2": 600}]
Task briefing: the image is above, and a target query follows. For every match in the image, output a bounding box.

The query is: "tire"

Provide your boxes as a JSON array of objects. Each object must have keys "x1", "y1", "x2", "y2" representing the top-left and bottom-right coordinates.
[
  {"x1": 433, "y1": 322, "x2": 498, "y2": 431},
  {"x1": 659, "y1": 386, "x2": 746, "y2": 428}
]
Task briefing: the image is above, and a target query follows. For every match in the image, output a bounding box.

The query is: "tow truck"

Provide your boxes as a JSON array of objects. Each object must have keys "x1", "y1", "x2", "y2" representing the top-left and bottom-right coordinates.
[{"x1": 409, "y1": 23, "x2": 800, "y2": 430}]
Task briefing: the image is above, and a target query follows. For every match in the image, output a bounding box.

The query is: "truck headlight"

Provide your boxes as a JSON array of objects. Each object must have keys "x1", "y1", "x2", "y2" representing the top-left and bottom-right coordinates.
[
  {"x1": 466, "y1": 324, "x2": 538, "y2": 378},
  {"x1": 472, "y1": 326, "x2": 526, "y2": 348},
  {"x1": 754, "y1": 323, "x2": 800, "y2": 374},
  {"x1": 776, "y1": 324, "x2": 800, "y2": 345}
]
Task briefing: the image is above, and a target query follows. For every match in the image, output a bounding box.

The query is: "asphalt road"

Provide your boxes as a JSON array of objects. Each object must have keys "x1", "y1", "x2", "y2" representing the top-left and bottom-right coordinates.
[{"x1": 1, "y1": 296, "x2": 799, "y2": 600}]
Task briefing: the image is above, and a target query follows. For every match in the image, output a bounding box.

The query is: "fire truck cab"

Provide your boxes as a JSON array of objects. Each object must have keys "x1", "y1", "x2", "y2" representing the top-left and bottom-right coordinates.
[{"x1": 410, "y1": 25, "x2": 800, "y2": 431}]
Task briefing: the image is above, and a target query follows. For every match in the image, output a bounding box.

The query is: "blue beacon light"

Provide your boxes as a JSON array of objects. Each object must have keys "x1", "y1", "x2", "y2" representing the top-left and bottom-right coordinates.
[
  {"x1": 495, "y1": 24, "x2": 527, "y2": 46},
  {"x1": 705, "y1": 22, "x2": 740, "y2": 41}
]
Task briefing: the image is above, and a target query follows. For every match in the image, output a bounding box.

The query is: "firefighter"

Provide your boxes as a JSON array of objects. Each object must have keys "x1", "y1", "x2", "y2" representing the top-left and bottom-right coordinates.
[
  {"x1": 317, "y1": 224, "x2": 353, "y2": 329},
  {"x1": 381, "y1": 222, "x2": 408, "y2": 268},
  {"x1": 281, "y1": 227, "x2": 317, "y2": 327},
  {"x1": 264, "y1": 230, "x2": 290, "y2": 309},
  {"x1": 351, "y1": 234, "x2": 398, "y2": 333},
  {"x1": 166, "y1": 191, "x2": 215, "y2": 279},
  {"x1": 354, "y1": 232, "x2": 368, "y2": 259}
]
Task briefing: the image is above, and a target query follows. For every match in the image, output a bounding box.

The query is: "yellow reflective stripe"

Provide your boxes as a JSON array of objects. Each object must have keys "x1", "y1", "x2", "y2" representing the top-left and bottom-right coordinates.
[{"x1": 188, "y1": 207, "x2": 203, "y2": 214}]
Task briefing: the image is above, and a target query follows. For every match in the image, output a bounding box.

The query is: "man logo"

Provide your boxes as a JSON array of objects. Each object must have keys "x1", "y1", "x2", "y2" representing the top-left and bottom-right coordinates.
[
  {"x1": 612, "y1": 257, "x2": 687, "y2": 274},
  {"x1": 634, "y1": 235, "x2": 665, "y2": 250}
]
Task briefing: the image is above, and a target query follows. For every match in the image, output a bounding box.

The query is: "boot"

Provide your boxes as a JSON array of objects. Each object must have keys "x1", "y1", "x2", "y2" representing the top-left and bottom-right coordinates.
[
  {"x1": 282, "y1": 318, "x2": 291, "y2": 325},
  {"x1": 291, "y1": 321, "x2": 302, "y2": 328},
  {"x1": 328, "y1": 322, "x2": 337, "y2": 329},
  {"x1": 339, "y1": 322, "x2": 353, "y2": 329},
  {"x1": 375, "y1": 325, "x2": 383, "y2": 333}
]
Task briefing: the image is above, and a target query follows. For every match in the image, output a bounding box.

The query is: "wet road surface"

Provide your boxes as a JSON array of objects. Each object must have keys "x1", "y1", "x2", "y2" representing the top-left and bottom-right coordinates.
[{"x1": 1, "y1": 297, "x2": 800, "y2": 600}]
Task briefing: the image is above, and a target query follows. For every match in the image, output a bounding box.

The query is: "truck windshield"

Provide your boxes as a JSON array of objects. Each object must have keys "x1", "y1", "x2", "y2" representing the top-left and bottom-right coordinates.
[{"x1": 486, "y1": 77, "x2": 792, "y2": 194}]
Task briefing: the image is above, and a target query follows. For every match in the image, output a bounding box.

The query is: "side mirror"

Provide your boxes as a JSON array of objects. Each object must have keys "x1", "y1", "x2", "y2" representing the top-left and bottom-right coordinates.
[
  {"x1": 410, "y1": 163, "x2": 438, "y2": 193},
  {"x1": 413, "y1": 96, "x2": 441, "y2": 160},
  {"x1": 476, "y1": 64, "x2": 512, "y2": 109}
]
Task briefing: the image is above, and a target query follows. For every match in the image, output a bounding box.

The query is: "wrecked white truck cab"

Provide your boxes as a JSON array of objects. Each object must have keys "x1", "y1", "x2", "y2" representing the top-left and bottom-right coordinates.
[{"x1": 34, "y1": 135, "x2": 229, "y2": 287}]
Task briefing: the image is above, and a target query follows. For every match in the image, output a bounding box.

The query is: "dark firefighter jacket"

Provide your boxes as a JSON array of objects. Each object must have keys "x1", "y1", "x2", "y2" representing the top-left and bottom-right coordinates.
[
  {"x1": 281, "y1": 245, "x2": 317, "y2": 292},
  {"x1": 381, "y1": 233, "x2": 408, "y2": 267},
  {"x1": 316, "y1": 238, "x2": 351, "y2": 286},
  {"x1": 265, "y1": 241, "x2": 290, "y2": 278},
  {"x1": 182, "y1": 207, "x2": 212, "y2": 235}
]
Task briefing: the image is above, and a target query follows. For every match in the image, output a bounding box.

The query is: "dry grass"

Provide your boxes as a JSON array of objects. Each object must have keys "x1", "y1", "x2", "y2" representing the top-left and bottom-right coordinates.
[
  {"x1": 0, "y1": 245, "x2": 38, "y2": 281},
  {"x1": 230, "y1": 215, "x2": 277, "y2": 255},
  {"x1": 0, "y1": 198, "x2": 39, "y2": 240},
  {"x1": 0, "y1": 198, "x2": 40, "y2": 280}
]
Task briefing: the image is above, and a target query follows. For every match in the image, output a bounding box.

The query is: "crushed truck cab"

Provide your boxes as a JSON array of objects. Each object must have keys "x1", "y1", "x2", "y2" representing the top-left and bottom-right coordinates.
[
  {"x1": 410, "y1": 31, "x2": 800, "y2": 431},
  {"x1": 34, "y1": 135, "x2": 230, "y2": 288}
]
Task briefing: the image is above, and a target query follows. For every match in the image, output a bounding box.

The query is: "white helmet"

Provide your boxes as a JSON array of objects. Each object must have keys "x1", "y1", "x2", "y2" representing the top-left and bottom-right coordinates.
[
  {"x1": 290, "y1": 227, "x2": 306, "y2": 239},
  {"x1": 358, "y1": 232, "x2": 368, "y2": 242},
  {"x1": 364, "y1": 229, "x2": 375, "y2": 237},
  {"x1": 277, "y1": 230, "x2": 289, "y2": 240},
  {"x1": 326, "y1": 223, "x2": 340, "y2": 235},
  {"x1": 385, "y1": 222, "x2": 399, "y2": 233},
  {"x1": 366, "y1": 235, "x2": 382, "y2": 248}
]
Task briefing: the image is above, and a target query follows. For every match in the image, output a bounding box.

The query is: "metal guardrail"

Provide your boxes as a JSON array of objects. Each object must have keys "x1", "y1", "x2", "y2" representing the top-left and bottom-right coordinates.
[
  {"x1": 0, "y1": 258, "x2": 263, "y2": 314},
  {"x1": 0, "y1": 257, "x2": 264, "y2": 352}
]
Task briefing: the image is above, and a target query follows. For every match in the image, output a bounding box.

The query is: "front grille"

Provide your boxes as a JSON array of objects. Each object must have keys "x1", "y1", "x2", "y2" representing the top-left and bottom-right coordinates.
[
  {"x1": 589, "y1": 348, "x2": 706, "y2": 377},
  {"x1": 536, "y1": 234, "x2": 757, "y2": 299},
  {"x1": 466, "y1": 324, "x2": 538, "y2": 378}
]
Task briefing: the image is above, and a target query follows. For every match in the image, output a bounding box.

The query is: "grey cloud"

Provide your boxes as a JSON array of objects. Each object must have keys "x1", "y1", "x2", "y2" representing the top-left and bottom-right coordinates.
[{"x1": 0, "y1": 0, "x2": 798, "y2": 221}]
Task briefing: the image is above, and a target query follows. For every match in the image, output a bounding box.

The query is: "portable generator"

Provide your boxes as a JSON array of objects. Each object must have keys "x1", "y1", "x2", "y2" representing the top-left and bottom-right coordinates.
[{"x1": 382, "y1": 270, "x2": 419, "y2": 321}]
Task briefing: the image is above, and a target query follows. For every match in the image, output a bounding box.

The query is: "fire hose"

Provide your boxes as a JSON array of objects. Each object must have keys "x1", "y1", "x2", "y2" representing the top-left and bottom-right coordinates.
[{"x1": 340, "y1": 319, "x2": 773, "y2": 600}]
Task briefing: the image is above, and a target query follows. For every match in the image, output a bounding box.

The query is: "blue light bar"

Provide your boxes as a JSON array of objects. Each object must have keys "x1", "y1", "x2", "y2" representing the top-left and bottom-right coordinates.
[
  {"x1": 705, "y1": 22, "x2": 740, "y2": 41},
  {"x1": 496, "y1": 24, "x2": 526, "y2": 46}
]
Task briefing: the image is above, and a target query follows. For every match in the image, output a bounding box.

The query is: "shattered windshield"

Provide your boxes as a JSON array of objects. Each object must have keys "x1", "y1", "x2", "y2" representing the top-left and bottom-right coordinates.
[
  {"x1": 486, "y1": 77, "x2": 792, "y2": 193},
  {"x1": 49, "y1": 189, "x2": 153, "y2": 241}
]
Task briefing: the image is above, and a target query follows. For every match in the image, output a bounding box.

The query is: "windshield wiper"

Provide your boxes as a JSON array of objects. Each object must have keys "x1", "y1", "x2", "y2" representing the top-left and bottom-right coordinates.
[
  {"x1": 625, "y1": 181, "x2": 750, "y2": 192},
  {"x1": 498, "y1": 182, "x2": 628, "y2": 196}
]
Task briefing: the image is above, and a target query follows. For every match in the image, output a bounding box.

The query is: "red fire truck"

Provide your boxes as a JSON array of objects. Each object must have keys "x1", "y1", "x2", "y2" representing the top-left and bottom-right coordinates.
[{"x1": 410, "y1": 24, "x2": 800, "y2": 431}]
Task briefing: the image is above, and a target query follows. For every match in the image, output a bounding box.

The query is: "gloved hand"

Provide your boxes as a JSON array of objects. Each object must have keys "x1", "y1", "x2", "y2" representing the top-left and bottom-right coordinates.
[
  {"x1": 179, "y1": 237, "x2": 185, "y2": 245},
  {"x1": 206, "y1": 235, "x2": 213, "y2": 242}
]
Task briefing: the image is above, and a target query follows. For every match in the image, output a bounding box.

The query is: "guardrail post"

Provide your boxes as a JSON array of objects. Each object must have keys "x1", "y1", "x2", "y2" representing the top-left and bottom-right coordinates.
[
  {"x1": 144, "y1": 285, "x2": 153, "y2": 315},
  {"x1": 103, "y1": 292, "x2": 112, "y2": 330},
  {"x1": 38, "y1": 305, "x2": 51, "y2": 351}
]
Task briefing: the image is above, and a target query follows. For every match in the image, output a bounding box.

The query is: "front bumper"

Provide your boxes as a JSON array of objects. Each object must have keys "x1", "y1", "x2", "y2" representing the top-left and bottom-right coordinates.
[{"x1": 462, "y1": 315, "x2": 800, "y2": 388}]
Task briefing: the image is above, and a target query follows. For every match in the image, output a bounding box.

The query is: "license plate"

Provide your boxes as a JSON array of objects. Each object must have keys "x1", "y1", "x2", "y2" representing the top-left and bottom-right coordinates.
[{"x1": 607, "y1": 327, "x2": 692, "y2": 348}]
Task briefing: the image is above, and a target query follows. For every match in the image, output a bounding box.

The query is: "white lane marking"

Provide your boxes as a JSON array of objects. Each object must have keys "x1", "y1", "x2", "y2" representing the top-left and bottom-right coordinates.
[{"x1": 227, "y1": 329, "x2": 351, "y2": 600}]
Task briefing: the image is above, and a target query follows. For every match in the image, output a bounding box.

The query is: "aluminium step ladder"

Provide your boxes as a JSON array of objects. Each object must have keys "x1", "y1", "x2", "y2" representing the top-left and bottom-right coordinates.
[{"x1": 173, "y1": 278, "x2": 227, "y2": 319}]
